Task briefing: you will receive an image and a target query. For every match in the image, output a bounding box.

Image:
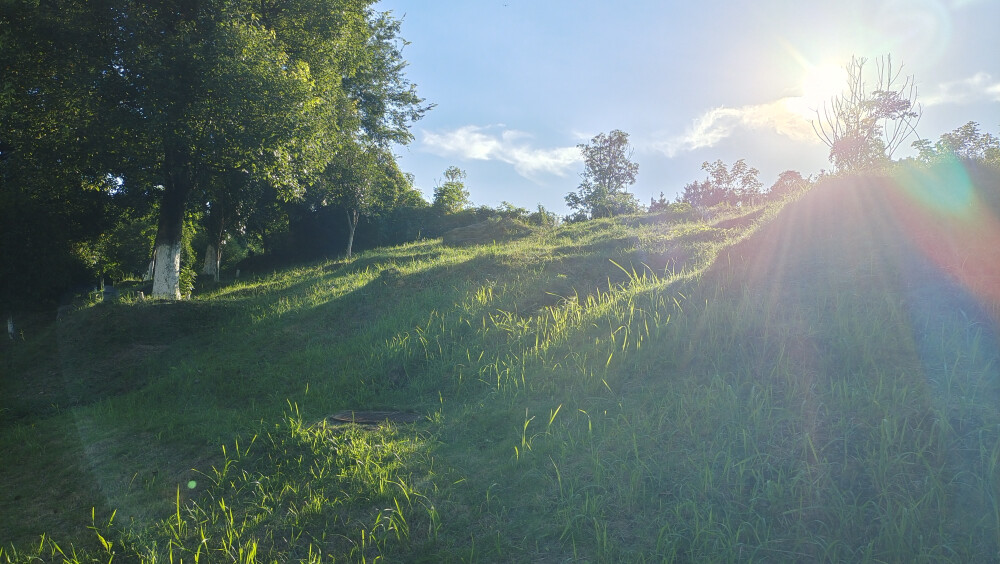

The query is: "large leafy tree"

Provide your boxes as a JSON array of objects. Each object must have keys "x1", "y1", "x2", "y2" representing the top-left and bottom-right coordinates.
[
  {"x1": 565, "y1": 130, "x2": 641, "y2": 219},
  {"x1": 116, "y1": 1, "x2": 354, "y2": 298},
  {"x1": 812, "y1": 55, "x2": 921, "y2": 172},
  {"x1": 3, "y1": 0, "x2": 429, "y2": 300},
  {"x1": 0, "y1": 0, "x2": 123, "y2": 309}
]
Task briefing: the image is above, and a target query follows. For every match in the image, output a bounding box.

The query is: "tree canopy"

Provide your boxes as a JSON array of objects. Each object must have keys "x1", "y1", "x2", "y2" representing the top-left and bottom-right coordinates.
[
  {"x1": 0, "y1": 0, "x2": 431, "y2": 301},
  {"x1": 913, "y1": 121, "x2": 1000, "y2": 165},
  {"x1": 433, "y1": 166, "x2": 472, "y2": 214},
  {"x1": 680, "y1": 159, "x2": 762, "y2": 207},
  {"x1": 565, "y1": 130, "x2": 641, "y2": 219}
]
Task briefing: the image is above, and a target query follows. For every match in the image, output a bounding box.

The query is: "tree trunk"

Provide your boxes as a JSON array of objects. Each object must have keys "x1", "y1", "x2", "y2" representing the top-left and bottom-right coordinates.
[
  {"x1": 151, "y1": 148, "x2": 193, "y2": 299},
  {"x1": 202, "y1": 200, "x2": 224, "y2": 282},
  {"x1": 202, "y1": 243, "x2": 220, "y2": 281},
  {"x1": 345, "y1": 208, "x2": 359, "y2": 259}
]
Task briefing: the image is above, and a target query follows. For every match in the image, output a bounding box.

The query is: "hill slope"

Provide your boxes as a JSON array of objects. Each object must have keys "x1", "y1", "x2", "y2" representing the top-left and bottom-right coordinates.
[{"x1": 3, "y1": 162, "x2": 1000, "y2": 562}]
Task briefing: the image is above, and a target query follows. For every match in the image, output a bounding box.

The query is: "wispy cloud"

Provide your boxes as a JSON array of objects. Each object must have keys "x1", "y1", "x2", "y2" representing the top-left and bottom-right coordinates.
[
  {"x1": 654, "y1": 98, "x2": 821, "y2": 157},
  {"x1": 421, "y1": 125, "x2": 582, "y2": 179},
  {"x1": 923, "y1": 72, "x2": 1000, "y2": 106}
]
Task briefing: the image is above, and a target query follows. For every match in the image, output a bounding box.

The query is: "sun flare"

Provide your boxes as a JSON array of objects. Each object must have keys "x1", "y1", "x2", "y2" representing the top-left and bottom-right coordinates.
[{"x1": 800, "y1": 63, "x2": 847, "y2": 110}]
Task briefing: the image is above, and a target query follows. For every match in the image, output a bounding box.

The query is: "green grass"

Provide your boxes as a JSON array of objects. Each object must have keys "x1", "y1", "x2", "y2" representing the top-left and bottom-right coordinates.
[{"x1": 4, "y1": 167, "x2": 1000, "y2": 561}]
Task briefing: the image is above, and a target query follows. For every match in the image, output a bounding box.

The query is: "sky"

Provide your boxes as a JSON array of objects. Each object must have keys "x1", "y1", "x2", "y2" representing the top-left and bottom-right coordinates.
[{"x1": 375, "y1": 0, "x2": 1000, "y2": 215}]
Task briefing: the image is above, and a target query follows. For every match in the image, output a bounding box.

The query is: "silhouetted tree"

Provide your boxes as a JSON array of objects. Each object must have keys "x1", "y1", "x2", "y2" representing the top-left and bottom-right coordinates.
[
  {"x1": 679, "y1": 180, "x2": 726, "y2": 208},
  {"x1": 812, "y1": 55, "x2": 921, "y2": 172},
  {"x1": 768, "y1": 170, "x2": 808, "y2": 199},
  {"x1": 680, "y1": 160, "x2": 762, "y2": 207}
]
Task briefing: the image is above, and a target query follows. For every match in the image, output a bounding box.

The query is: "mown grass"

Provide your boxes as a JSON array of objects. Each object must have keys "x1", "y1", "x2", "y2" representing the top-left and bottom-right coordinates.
[{"x1": 3, "y1": 163, "x2": 1000, "y2": 562}]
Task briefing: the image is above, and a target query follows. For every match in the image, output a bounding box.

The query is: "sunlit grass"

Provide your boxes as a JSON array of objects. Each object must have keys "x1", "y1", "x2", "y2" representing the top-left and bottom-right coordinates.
[{"x1": 4, "y1": 177, "x2": 1000, "y2": 561}]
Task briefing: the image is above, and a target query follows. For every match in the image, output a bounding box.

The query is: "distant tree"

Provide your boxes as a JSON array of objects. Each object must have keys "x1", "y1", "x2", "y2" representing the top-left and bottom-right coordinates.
[
  {"x1": 527, "y1": 204, "x2": 559, "y2": 227},
  {"x1": 679, "y1": 160, "x2": 762, "y2": 207},
  {"x1": 565, "y1": 130, "x2": 641, "y2": 219},
  {"x1": 913, "y1": 121, "x2": 1000, "y2": 165},
  {"x1": 679, "y1": 180, "x2": 726, "y2": 208},
  {"x1": 496, "y1": 201, "x2": 530, "y2": 222},
  {"x1": 433, "y1": 166, "x2": 472, "y2": 213},
  {"x1": 768, "y1": 170, "x2": 808, "y2": 199},
  {"x1": 705, "y1": 159, "x2": 762, "y2": 205},
  {"x1": 649, "y1": 192, "x2": 671, "y2": 213},
  {"x1": 717, "y1": 160, "x2": 762, "y2": 204},
  {"x1": 812, "y1": 55, "x2": 921, "y2": 172}
]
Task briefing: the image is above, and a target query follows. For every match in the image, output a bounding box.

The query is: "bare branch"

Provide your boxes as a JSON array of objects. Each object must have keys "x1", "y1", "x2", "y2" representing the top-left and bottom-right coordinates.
[{"x1": 810, "y1": 54, "x2": 921, "y2": 171}]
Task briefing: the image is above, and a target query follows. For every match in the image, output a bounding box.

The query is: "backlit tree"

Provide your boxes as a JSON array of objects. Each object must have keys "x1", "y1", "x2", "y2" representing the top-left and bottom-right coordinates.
[{"x1": 812, "y1": 55, "x2": 921, "y2": 172}]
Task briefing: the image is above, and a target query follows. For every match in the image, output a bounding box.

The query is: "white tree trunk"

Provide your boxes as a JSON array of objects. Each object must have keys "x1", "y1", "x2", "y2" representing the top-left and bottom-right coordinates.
[
  {"x1": 345, "y1": 208, "x2": 359, "y2": 259},
  {"x1": 202, "y1": 243, "x2": 220, "y2": 282},
  {"x1": 152, "y1": 240, "x2": 182, "y2": 299}
]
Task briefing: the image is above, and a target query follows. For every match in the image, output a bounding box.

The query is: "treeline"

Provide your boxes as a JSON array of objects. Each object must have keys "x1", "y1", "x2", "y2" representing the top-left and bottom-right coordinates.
[
  {"x1": 4, "y1": 17, "x2": 998, "y2": 315},
  {"x1": 566, "y1": 121, "x2": 999, "y2": 222}
]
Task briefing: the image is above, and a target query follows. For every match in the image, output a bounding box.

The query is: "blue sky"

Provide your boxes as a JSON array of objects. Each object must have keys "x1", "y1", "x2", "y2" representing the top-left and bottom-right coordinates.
[{"x1": 376, "y1": 0, "x2": 1000, "y2": 214}]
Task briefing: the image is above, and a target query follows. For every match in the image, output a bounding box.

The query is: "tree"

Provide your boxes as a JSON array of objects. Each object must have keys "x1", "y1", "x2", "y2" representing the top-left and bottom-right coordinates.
[
  {"x1": 681, "y1": 159, "x2": 762, "y2": 207},
  {"x1": 913, "y1": 121, "x2": 1000, "y2": 165},
  {"x1": 124, "y1": 2, "x2": 363, "y2": 298},
  {"x1": 565, "y1": 130, "x2": 641, "y2": 219},
  {"x1": 0, "y1": 0, "x2": 122, "y2": 309},
  {"x1": 3, "y1": 1, "x2": 430, "y2": 300},
  {"x1": 812, "y1": 55, "x2": 921, "y2": 172},
  {"x1": 433, "y1": 166, "x2": 472, "y2": 214},
  {"x1": 314, "y1": 140, "x2": 402, "y2": 259},
  {"x1": 679, "y1": 180, "x2": 725, "y2": 208},
  {"x1": 768, "y1": 170, "x2": 808, "y2": 199}
]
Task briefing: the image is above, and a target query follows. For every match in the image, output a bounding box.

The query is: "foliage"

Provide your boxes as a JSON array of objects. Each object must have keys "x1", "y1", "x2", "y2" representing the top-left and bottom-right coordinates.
[
  {"x1": 812, "y1": 54, "x2": 921, "y2": 172},
  {"x1": 565, "y1": 129, "x2": 641, "y2": 219},
  {"x1": 493, "y1": 202, "x2": 559, "y2": 227},
  {"x1": 648, "y1": 191, "x2": 672, "y2": 213},
  {"x1": 432, "y1": 166, "x2": 472, "y2": 214},
  {"x1": 0, "y1": 0, "x2": 123, "y2": 308},
  {"x1": 913, "y1": 121, "x2": 1000, "y2": 165},
  {"x1": 1, "y1": 0, "x2": 430, "y2": 300},
  {"x1": 527, "y1": 204, "x2": 560, "y2": 227},
  {"x1": 768, "y1": 170, "x2": 809, "y2": 199},
  {"x1": 680, "y1": 159, "x2": 762, "y2": 207}
]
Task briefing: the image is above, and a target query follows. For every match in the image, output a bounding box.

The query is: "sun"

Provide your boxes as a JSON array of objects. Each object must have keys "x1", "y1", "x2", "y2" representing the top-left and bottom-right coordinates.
[{"x1": 800, "y1": 63, "x2": 847, "y2": 110}]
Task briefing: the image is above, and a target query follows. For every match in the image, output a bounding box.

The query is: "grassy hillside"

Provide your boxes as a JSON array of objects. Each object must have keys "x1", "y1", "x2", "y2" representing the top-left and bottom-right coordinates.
[{"x1": 3, "y1": 161, "x2": 1000, "y2": 562}]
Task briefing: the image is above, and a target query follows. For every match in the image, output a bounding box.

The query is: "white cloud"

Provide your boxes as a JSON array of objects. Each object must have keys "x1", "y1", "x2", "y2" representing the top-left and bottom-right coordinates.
[
  {"x1": 655, "y1": 98, "x2": 821, "y2": 157},
  {"x1": 421, "y1": 125, "x2": 582, "y2": 179},
  {"x1": 923, "y1": 72, "x2": 1000, "y2": 106}
]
